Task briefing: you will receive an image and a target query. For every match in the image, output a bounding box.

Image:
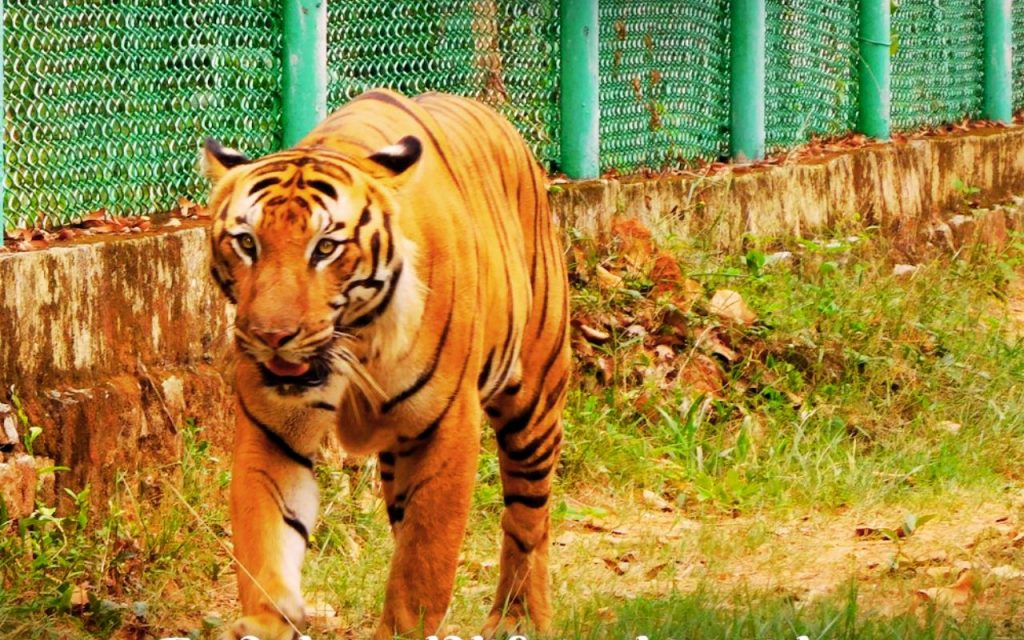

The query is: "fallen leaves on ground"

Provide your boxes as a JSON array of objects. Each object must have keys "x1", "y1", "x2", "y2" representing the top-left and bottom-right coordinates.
[{"x1": 2, "y1": 199, "x2": 209, "y2": 253}]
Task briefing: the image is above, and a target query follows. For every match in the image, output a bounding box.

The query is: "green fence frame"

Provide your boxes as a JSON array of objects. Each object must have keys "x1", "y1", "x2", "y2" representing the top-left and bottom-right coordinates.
[{"x1": 1, "y1": 1, "x2": 1023, "y2": 240}]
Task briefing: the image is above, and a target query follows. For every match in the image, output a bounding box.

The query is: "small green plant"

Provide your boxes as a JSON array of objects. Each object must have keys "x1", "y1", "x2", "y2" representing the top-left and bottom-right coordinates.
[
  {"x1": 878, "y1": 512, "x2": 937, "y2": 571},
  {"x1": 8, "y1": 389, "x2": 42, "y2": 455}
]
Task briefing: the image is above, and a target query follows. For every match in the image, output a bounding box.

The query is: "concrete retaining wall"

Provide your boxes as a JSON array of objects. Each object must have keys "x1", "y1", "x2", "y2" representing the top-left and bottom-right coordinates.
[
  {"x1": 0, "y1": 225, "x2": 235, "y2": 511},
  {"x1": 2, "y1": 127, "x2": 1022, "y2": 511},
  {"x1": 559, "y1": 127, "x2": 1024, "y2": 248}
]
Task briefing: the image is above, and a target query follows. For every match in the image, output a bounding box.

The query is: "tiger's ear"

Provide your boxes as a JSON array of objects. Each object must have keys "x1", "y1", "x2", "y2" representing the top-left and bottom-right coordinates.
[
  {"x1": 365, "y1": 136, "x2": 422, "y2": 180},
  {"x1": 201, "y1": 138, "x2": 251, "y2": 183}
]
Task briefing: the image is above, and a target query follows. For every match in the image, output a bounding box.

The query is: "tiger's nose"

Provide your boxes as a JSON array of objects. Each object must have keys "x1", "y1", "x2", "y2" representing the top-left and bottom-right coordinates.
[{"x1": 253, "y1": 328, "x2": 299, "y2": 349}]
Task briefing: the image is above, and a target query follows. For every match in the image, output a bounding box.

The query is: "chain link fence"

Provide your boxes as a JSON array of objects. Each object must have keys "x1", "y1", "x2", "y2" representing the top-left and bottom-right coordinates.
[
  {"x1": 597, "y1": 1, "x2": 730, "y2": 171},
  {"x1": 1014, "y1": 6, "x2": 1024, "y2": 111},
  {"x1": 4, "y1": 0, "x2": 282, "y2": 227},
  {"x1": 1, "y1": 2, "x2": 1022, "y2": 228},
  {"x1": 325, "y1": 1, "x2": 560, "y2": 169},
  {"x1": 891, "y1": 0, "x2": 986, "y2": 131},
  {"x1": 764, "y1": 0, "x2": 858, "y2": 151}
]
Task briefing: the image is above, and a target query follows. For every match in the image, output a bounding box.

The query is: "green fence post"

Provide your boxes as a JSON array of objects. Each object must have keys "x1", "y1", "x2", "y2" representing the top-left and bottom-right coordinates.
[
  {"x1": 559, "y1": 0, "x2": 599, "y2": 179},
  {"x1": 282, "y1": 0, "x2": 327, "y2": 148},
  {"x1": 984, "y1": 0, "x2": 1012, "y2": 123},
  {"x1": 857, "y1": 0, "x2": 891, "y2": 140},
  {"x1": 729, "y1": 0, "x2": 766, "y2": 162}
]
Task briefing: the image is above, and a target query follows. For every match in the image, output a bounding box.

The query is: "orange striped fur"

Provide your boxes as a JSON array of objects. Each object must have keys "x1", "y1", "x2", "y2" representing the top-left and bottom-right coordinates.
[{"x1": 203, "y1": 89, "x2": 570, "y2": 639}]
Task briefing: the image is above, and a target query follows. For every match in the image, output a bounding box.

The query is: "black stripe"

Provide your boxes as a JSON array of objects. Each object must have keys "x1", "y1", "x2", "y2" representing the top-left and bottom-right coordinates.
[
  {"x1": 383, "y1": 214, "x2": 395, "y2": 264},
  {"x1": 397, "y1": 317, "x2": 476, "y2": 456},
  {"x1": 387, "y1": 505, "x2": 405, "y2": 525},
  {"x1": 504, "y1": 382, "x2": 522, "y2": 395},
  {"x1": 504, "y1": 420, "x2": 559, "y2": 462},
  {"x1": 380, "y1": 471, "x2": 394, "y2": 481},
  {"x1": 398, "y1": 414, "x2": 442, "y2": 445},
  {"x1": 254, "y1": 470, "x2": 310, "y2": 547},
  {"x1": 506, "y1": 462, "x2": 555, "y2": 481},
  {"x1": 504, "y1": 493, "x2": 549, "y2": 509},
  {"x1": 369, "y1": 230, "x2": 381, "y2": 270},
  {"x1": 283, "y1": 515, "x2": 310, "y2": 546},
  {"x1": 542, "y1": 373, "x2": 570, "y2": 416},
  {"x1": 528, "y1": 164, "x2": 552, "y2": 338},
  {"x1": 497, "y1": 328, "x2": 568, "y2": 447},
  {"x1": 507, "y1": 530, "x2": 532, "y2": 554},
  {"x1": 346, "y1": 262, "x2": 403, "y2": 329},
  {"x1": 397, "y1": 417, "x2": 441, "y2": 457},
  {"x1": 308, "y1": 179, "x2": 337, "y2": 200},
  {"x1": 238, "y1": 397, "x2": 314, "y2": 469},
  {"x1": 210, "y1": 266, "x2": 237, "y2": 303},
  {"x1": 485, "y1": 406, "x2": 502, "y2": 418},
  {"x1": 248, "y1": 176, "x2": 280, "y2": 196},
  {"x1": 381, "y1": 279, "x2": 455, "y2": 413},
  {"x1": 523, "y1": 433, "x2": 561, "y2": 469},
  {"x1": 310, "y1": 401, "x2": 336, "y2": 411},
  {"x1": 379, "y1": 452, "x2": 396, "y2": 466},
  {"x1": 496, "y1": 398, "x2": 537, "y2": 448},
  {"x1": 343, "y1": 277, "x2": 386, "y2": 294},
  {"x1": 478, "y1": 347, "x2": 495, "y2": 390}
]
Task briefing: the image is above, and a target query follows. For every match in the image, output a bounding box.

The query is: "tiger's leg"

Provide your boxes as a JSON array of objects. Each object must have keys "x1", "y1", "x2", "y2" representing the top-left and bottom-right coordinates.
[
  {"x1": 483, "y1": 368, "x2": 569, "y2": 636},
  {"x1": 374, "y1": 398, "x2": 482, "y2": 639},
  {"x1": 224, "y1": 406, "x2": 318, "y2": 640}
]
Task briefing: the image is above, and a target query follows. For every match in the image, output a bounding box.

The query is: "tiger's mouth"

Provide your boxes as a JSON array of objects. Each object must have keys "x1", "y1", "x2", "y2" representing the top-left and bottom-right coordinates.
[
  {"x1": 263, "y1": 355, "x2": 311, "y2": 377},
  {"x1": 257, "y1": 352, "x2": 332, "y2": 389}
]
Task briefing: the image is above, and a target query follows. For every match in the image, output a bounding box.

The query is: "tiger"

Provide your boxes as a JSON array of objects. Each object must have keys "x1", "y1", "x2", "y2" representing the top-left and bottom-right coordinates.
[{"x1": 202, "y1": 88, "x2": 570, "y2": 640}]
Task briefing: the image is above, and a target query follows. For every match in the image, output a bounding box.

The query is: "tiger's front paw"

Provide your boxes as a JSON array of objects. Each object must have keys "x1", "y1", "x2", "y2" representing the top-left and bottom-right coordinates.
[{"x1": 221, "y1": 612, "x2": 301, "y2": 640}]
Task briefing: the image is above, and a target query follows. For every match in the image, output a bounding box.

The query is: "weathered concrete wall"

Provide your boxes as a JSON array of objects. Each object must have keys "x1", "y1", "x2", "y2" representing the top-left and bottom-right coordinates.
[
  {"x1": 0, "y1": 225, "x2": 235, "y2": 510},
  {"x1": 555, "y1": 127, "x2": 1024, "y2": 248},
  {"x1": 1, "y1": 127, "x2": 1022, "y2": 511}
]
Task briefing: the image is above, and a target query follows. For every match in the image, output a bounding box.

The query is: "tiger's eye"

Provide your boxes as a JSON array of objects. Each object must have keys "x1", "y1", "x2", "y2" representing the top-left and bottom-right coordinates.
[
  {"x1": 316, "y1": 238, "x2": 336, "y2": 256},
  {"x1": 239, "y1": 234, "x2": 255, "y2": 250}
]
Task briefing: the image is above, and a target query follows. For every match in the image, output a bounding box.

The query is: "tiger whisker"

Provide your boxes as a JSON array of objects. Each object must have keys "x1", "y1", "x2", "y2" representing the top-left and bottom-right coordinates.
[{"x1": 327, "y1": 345, "x2": 385, "y2": 411}]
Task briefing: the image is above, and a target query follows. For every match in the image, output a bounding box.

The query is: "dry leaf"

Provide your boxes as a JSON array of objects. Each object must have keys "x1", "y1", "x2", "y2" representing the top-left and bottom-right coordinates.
[
  {"x1": 650, "y1": 253, "x2": 684, "y2": 294},
  {"x1": 915, "y1": 571, "x2": 974, "y2": 607},
  {"x1": 601, "y1": 558, "x2": 628, "y2": 575},
  {"x1": 654, "y1": 345, "x2": 674, "y2": 361},
  {"x1": 579, "y1": 324, "x2": 611, "y2": 345},
  {"x1": 595, "y1": 265, "x2": 624, "y2": 290},
  {"x1": 642, "y1": 489, "x2": 673, "y2": 512},
  {"x1": 705, "y1": 333, "x2": 739, "y2": 362},
  {"x1": 708, "y1": 289, "x2": 756, "y2": 325},
  {"x1": 990, "y1": 565, "x2": 1024, "y2": 580},
  {"x1": 553, "y1": 531, "x2": 578, "y2": 546},
  {"x1": 70, "y1": 583, "x2": 90, "y2": 609},
  {"x1": 645, "y1": 562, "x2": 669, "y2": 579}
]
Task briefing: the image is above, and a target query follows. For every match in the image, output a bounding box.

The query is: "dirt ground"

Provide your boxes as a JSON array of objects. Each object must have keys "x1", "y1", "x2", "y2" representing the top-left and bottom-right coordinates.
[{"x1": 534, "y1": 489, "x2": 1024, "y2": 628}]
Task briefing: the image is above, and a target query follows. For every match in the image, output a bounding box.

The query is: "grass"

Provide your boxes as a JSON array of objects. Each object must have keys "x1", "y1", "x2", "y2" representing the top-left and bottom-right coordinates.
[
  {"x1": 564, "y1": 221, "x2": 1024, "y2": 512},
  {"x1": 3, "y1": 208, "x2": 1024, "y2": 638}
]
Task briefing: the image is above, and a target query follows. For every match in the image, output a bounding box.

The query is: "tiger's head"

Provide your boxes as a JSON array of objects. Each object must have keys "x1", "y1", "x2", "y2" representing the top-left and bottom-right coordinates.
[{"x1": 202, "y1": 136, "x2": 422, "y2": 392}]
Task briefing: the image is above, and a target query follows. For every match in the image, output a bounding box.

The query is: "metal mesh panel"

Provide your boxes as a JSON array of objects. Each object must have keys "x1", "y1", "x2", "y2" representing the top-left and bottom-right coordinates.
[
  {"x1": 891, "y1": 0, "x2": 985, "y2": 131},
  {"x1": 764, "y1": 0, "x2": 858, "y2": 151},
  {"x1": 1014, "y1": 3, "x2": 1024, "y2": 110},
  {"x1": 598, "y1": 0, "x2": 730, "y2": 172},
  {"x1": 4, "y1": 0, "x2": 282, "y2": 228},
  {"x1": 326, "y1": 1, "x2": 560, "y2": 168}
]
